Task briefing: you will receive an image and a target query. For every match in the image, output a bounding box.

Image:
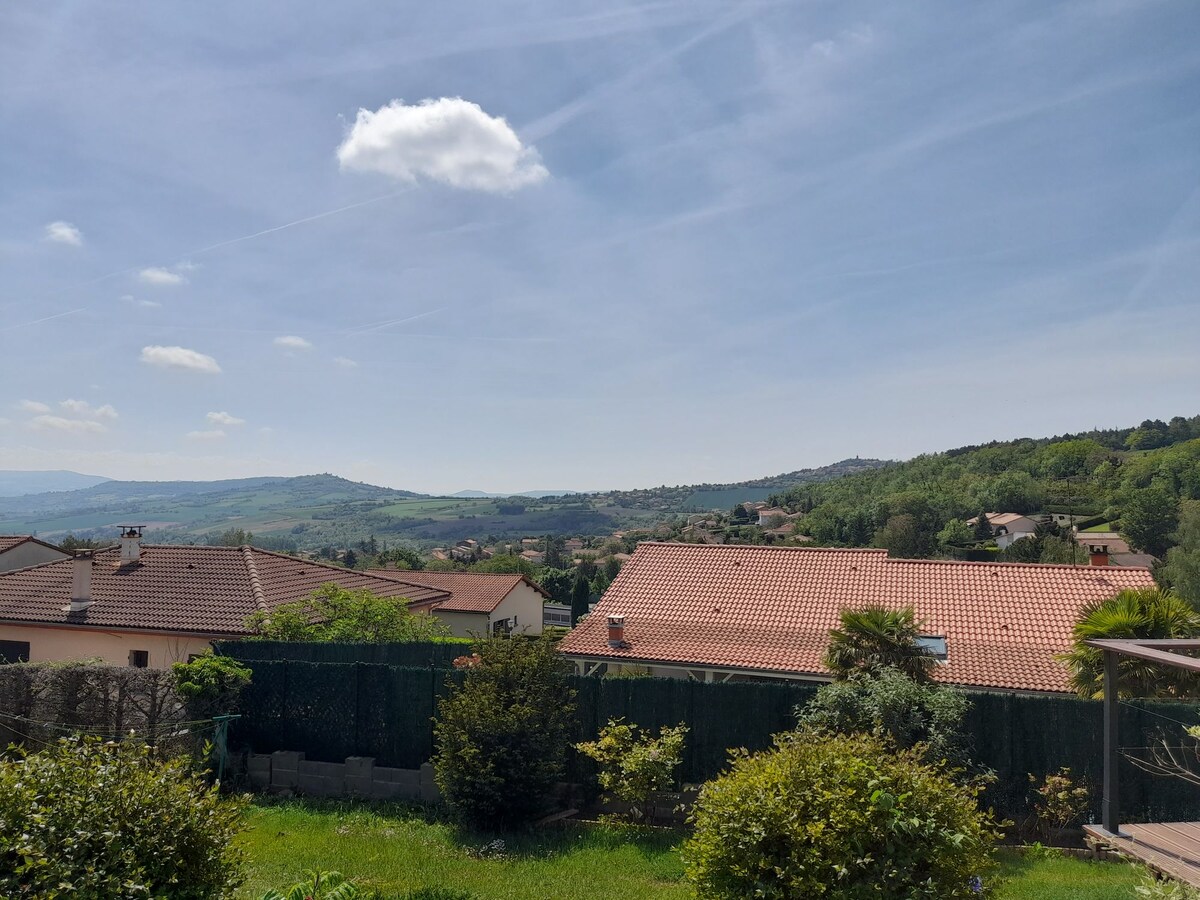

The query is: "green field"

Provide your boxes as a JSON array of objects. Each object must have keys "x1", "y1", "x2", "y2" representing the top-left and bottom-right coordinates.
[{"x1": 238, "y1": 801, "x2": 1147, "y2": 900}]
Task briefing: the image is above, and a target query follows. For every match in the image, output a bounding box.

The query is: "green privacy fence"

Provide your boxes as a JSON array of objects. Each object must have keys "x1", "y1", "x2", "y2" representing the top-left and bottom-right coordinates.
[
  {"x1": 229, "y1": 660, "x2": 1200, "y2": 822},
  {"x1": 214, "y1": 640, "x2": 468, "y2": 668}
]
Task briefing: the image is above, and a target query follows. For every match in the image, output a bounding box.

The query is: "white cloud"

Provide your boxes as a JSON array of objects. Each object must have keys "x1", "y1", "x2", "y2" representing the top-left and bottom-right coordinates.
[
  {"x1": 18, "y1": 400, "x2": 51, "y2": 414},
  {"x1": 333, "y1": 356, "x2": 358, "y2": 368},
  {"x1": 186, "y1": 429, "x2": 227, "y2": 441},
  {"x1": 274, "y1": 335, "x2": 313, "y2": 351},
  {"x1": 138, "y1": 267, "x2": 185, "y2": 286},
  {"x1": 207, "y1": 411, "x2": 245, "y2": 426},
  {"x1": 44, "y1": 221, "x2": 83, "y2": 246},
  {"x1": 59, "y1": 399, "x2": 118, "y2": 420},
  {"x1": 140, "y1": 345, "x2": 222, "y2": 374},
  {"x1": 337, "y1": 97, "x2": 548, "y2": 193},
  {"x1": 30, "y1": 415, "x2": 106, "y2": 435},
  {"x1": 122, "y1": 294, "x2": 161, "y2": 309}
]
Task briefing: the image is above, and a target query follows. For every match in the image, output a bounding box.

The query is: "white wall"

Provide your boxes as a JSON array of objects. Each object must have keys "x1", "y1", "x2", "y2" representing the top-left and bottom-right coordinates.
[
  {"x1": 0, "y1": 623, "x2": 219, "y2": 667},
  {"x1": 431, "y1": 610, "x2": 490, "y2": 639},
  {"x1": 0, "y1": 542, "x2": 69, "y2": 573},
  {"x1": 491, "y1": 581, "x2": 544, "y2": 635}
]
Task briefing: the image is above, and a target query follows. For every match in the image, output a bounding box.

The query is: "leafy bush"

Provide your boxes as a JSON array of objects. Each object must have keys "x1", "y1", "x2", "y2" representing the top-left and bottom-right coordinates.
[
  {"x1": 797, "y1": 667, "x2": 972, "y2": 770},
  {"x1": 173, "y1": 652, "x2": 252, "y2": 717},
  {"x1": 576, "y1": 718, "x2": 688, "y2": 820},
  {"x1": 433, "y1": 634, "x2": 576, "y2": 828},
  {"x1": 258, "y1": 870, "x2": 377, "y2": 900},
  {"x1": 681, "y1": 729, "x2": 999, "y2": 899},
  {"x1": 0, "y1": 736, "x2": 245, "y2": 899},
  {"x1": 246, "y1": 583, "x2": 452, "y2": 642},
  {"x1": 1029, "y1": 767, "x2": 1089, "y2": 840},
  {"x1": 1136, "y1": 873, "x2": 1200, "y2": 899}
]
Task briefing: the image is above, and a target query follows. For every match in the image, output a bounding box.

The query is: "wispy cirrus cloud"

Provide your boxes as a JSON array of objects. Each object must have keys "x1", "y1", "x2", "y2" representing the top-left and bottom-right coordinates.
[
  {"x1": 44, "y1": 220, "x2": 83, "y2": 246},
  {"x1": 30, "y1": 415, "x2": 106, "y2": 435},
  {"x1": 206, "y1": 411, "x2": 245, "y2": 426},
  {"x1": 122, "y1": 294, "x2": 161, "y2": 309},
  {"x1": 337, "y1": 97, "x2": 548, "y2": 192},
  {"x1": 138, "y1": 266, "x2": 186, "y2": 286},
  {"x1": 333, "y1": 356, "x2": 358, "y2": 368},
  {"x1": 60, "y1": 399, "x2": 118, "y2": 419},
  {"x1": 274, "y1": 335, "x2": 313, "y2": 351},
  {"x1": 140, "y1": 345, "x2": 222, "y2": 374}
]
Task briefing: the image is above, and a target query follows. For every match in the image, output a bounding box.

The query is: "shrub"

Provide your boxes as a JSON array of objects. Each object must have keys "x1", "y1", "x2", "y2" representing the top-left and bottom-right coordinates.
[
  {"x1": 576, "y1": 718, "x2": 688, "y2": 821},
  {"x1": 1029, "y1": 767, "x2": 1089, "y2": 840},
  {"x1": 245, "y1": 583, "x2": 452, "y2": 642},
  {"x1": 681, "y1": 730, "x2": 999, "y2": 899},
  {"x1": 0, "y1": 736, "x2": 245, "y2": 899},
  {"x1": 433, "y1": 634, "x2": 576, "y2": 828},
  {"x1": 258, "y1": 870, "x2": 377, "y2": 900},
  {"x1": 797, "y1": 667, "x2": 972, "y2": 770},
  {"x1": 173, "y1": 653, "x2": 252, "y2": 717},
  {"x1": 1136, "y1": 873, "x2": 1200, "y2": 899}
]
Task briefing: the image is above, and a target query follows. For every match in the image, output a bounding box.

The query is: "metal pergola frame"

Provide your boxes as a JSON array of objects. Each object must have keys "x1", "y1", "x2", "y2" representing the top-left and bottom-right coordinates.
[{"x1": 1086, "y1": 638, "x2": 1200, "y2": 837}]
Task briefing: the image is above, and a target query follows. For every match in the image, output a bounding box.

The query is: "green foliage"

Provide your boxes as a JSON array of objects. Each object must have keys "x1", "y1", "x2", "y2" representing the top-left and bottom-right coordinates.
[
  {"x1": 1136, "y1": 873, "x2": 1200, "y2": 899},
  {"x1": 433, "y1": 634, "x2": 576, "y2": 828},
  {"x1": 1028, "y1": 768, "x2": 1089, "y2": 839},
  {"x1": 1162, "y1": 500, "x2": 1200, "y2": 606},
  {"x1": 570, "y1": 572, "x2": 591, "y2": 625},
  {"x1": 246, "y1": 583, "x2": 452, "y2": 643},
  {"x1": 973, "y1": 511, "x2": 993, "y2": 543},
  {"x1": 1062, "y1": 587, "x2": 1200, "y2": 698},
  {"x1": 172, "y1": 653, "x2": 252, "y2": 716},
  {"x1": 797, "y1": 667, "x2": 971, "y2": 769},
  {"x1": 0, "y1": 736, "x2": 245, "y2": 899},
  {"x1": 681, "y1": 729, "x2": 999, "y2": 899},
  {"x1": 1122, "y1": 482, "x2": 1180, "y2": 557},
  {"x1": 824, "y1": 605, "x2": 936, "y2": 682},
  {"x1": 575, "y1": 718, "x2": 688, "y2": 819},
  {"x1": 400, "y1": 890, "x2": 479, "y2": 900},
  {"x1": 938, "y1": 517, "x2": 974, "y2": 549},
  {"x1": 258, "y1": 870, "x2": 376, "y2": 900},
  {"x1": 469, "y1": 554, "x2": 537, "y2": 576}
]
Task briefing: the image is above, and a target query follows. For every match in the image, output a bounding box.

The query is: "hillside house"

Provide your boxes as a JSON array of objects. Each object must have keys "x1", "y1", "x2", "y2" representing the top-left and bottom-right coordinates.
[
  {"x1": 1074, "y1": 532, "x2": 1158, "y2": 568},
  {"x1": 0, "y1": 535, "x2": 69, "y2": 573},
  {"x1": 756, "y1": 507, "x2": 789, "y2": 527},
  {"x1": 967, "y1": 512, "x2": 1039, "y2": 549},
  {"x1": 367, "y1": 569, "x2": 548, "y2": 637},
  {"x1": 558, "y1": 542, "x2": 1155, "y2": 694},
  {"x1": 0, "y1": 529, "x2": 450, "y2": 667}
]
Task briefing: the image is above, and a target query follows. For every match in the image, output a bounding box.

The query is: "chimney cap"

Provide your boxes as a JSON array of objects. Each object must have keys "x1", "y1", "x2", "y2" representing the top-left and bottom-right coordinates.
[{"x1": 607, "y1": 614, "x2": 625, "y2": 626}]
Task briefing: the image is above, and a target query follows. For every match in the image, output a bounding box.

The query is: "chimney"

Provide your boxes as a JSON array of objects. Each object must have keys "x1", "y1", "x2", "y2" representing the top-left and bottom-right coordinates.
[
  {"x1": 1089, "y1": 545, "x2": 1110, "y2": 567},
  {"x1": 607, "y1": 614, "x2": 626, "y2": 648},
  {"x1": 119, "y1": 526, "x2": 144, "y2": 564},
  {"x1": 69, "y1": 550, "x2": 95, "y2": 611}
]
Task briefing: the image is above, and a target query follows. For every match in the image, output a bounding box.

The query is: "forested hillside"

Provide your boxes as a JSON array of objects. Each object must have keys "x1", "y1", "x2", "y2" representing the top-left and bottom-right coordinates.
[{"x1": 766, "y1": 417, "x2": 1200, "y2": 575}]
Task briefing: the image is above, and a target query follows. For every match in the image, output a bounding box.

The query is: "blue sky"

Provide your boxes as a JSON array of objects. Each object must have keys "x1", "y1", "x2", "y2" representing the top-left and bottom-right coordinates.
[{"x1": 2, "y1": 1, "x2": 1198, "y2": 494}]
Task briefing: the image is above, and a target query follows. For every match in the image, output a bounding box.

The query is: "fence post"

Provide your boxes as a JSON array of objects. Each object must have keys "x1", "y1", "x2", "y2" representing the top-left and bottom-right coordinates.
[{"x1": 1102, "y1": 649, "x2": 1122, "y2": 836}]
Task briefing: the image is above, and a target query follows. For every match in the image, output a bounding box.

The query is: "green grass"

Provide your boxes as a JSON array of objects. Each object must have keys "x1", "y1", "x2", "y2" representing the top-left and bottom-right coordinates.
[{"x1": 238, "y1": 801, "x2": 1148, "y2": 900}]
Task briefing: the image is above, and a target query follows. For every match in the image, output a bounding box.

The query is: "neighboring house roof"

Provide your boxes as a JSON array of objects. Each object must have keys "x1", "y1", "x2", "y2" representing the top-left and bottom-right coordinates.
[
  {"x1": 966, "y1": 512, "x2": 1037, "y2": 529},
  {"x1": 1077, "y1": 533, "x2": 1133, "y2": 554},
  {"x1": 558, "y1": 542, "x2": 1156, "y2": 694},
  {"x1": 0, "y1": 545, "x2": 450, "y2": 636},
  {"x1": 0, "y1": 535, "x2": 66, "y2": 555},
  {"x1": 366, "y1": 569, "x2": 551, "y2": 613}
]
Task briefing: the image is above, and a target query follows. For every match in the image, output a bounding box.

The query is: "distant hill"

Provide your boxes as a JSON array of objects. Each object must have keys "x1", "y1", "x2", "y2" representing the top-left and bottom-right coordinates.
[
  {"x1": 0, "y1": 470, "x2": 111, "y2": 497},
  {"x1": 451, "y1": 489, "x2": 582, "y2": 499}
]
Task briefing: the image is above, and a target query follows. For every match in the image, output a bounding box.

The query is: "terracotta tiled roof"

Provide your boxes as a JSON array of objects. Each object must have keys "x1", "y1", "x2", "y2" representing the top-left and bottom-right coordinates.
[
  {"x1": 558, "y1": 542, "x2": 1157, "y2": 694},
  {"x1": 0, "y1": 535, "x2": 63, "y2": 554},
  {"x1": 0, "y1": 545, "x2": 450, "y2": 635},
  {"x1": 366, "y1": 569, "x2": 550, "y2": 613},
  {"x1": 1077, "y1": 533, "x2": 1132, "y2": 554}
]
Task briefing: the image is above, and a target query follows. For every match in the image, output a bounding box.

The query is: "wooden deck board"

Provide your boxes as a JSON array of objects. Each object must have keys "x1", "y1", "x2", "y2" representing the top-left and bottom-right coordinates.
[{"x1": 1085, "y1": 822, "x2": 1200, "y2": 887}]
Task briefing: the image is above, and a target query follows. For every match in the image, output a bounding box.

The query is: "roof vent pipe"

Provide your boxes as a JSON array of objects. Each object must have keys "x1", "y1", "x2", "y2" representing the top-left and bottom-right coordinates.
[
  {"x1": 607, "y1": 614, "x2": 626, "y2": 648},
  {"x1": 119, "y1": 526, "x2": 144, "y2": 564},
  {"x1": 70, "y1": 550, "x2": 95, "y2": 611}
]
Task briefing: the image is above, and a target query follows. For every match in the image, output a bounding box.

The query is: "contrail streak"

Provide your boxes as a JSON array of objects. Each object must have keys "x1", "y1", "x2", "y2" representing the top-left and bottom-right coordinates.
[{"x1": 0, "y1": 307, "x2": 87, "y2": 333}]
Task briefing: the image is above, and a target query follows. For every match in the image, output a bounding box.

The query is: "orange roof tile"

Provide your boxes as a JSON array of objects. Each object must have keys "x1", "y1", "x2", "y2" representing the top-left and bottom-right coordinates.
[
  {"x1": 366, "y1": 569, "x2": 550, "y2": 613},
  {"x1": 0, "y1": 545, "x2": 450, "y2": 636},
  {"x1": 557, "y1": 542, "x2": 1157, "y2": 694}
]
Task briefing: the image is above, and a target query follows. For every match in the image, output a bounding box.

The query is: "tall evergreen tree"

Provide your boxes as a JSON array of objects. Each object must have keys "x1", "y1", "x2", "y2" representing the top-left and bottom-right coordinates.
[{"x1": 570, "y1": 572, "x2": 591, "y2": 626}]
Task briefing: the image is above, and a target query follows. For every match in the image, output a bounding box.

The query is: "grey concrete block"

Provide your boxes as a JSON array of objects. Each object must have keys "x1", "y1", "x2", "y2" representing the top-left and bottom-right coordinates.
[
  {"x1": 247, "y1": 755, "x2": 272, "y2": 774},
  {"x1": 299, "y1": 773, "x2": 343, "y2": 797},
  {"x1": 345, "y1": 756, "x2": 375, "y2": 777},
  {"x1": 271, "y1": 767, "x2": 301, "y2": 789},
  {"x1": 298, "y1": 760, "x2": 345, "y2": 778},
  {"x1": 373, "y1": 767, "x2": 419, "y2": 788},
  {"x1": 271, "y1": 750, "x2": 305, "y2": 770},
  {"x1": 345, "y1": 775, "x2": 373, "y2": 796}
]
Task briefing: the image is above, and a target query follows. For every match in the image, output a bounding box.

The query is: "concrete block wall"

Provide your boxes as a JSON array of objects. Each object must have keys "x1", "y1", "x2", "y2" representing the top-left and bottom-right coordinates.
[{"x1": 248, "y1": 751, "x2": 441, "y2": 803}]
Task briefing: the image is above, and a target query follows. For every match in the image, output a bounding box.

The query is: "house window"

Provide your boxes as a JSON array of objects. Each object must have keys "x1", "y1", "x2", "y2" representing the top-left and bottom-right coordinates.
[
  {"x1": 916, "y1": 635, "x2": 948, "y2": 662},
  {"x1": 491, "y1": 617, "x2": 515, "y2": 637},
  {"x1": 129, "y1": 649, "x2": 149, "y2": 668},
  {"x1": 0, "y1": 640, "x2": 30, "y2": 664}
]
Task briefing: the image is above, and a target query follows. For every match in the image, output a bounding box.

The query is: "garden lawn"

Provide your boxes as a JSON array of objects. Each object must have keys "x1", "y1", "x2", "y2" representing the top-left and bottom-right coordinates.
[{"x1": 239, "y1": 801, "x2": 1146, "y2": 900}]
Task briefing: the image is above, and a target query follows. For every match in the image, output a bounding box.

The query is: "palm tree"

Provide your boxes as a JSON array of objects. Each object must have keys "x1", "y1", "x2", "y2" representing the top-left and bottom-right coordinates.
[
  {"x1": 824, "y1": 606, "x2": 935, "y2": 682},
  {"x1": 1061, "y1": 587, "x2": 1200, "y2": 699}
]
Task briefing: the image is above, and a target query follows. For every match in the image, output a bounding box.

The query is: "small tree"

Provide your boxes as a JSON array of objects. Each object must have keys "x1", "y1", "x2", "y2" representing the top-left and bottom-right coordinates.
[
  {"x1": 569, "y1": 572, "x2": 590, "y2": 626},
  {"x1": 972, "y1": 511, "x2": 993, "y2": 543},
  {"x1": 1061, "y1": 587, "x2": 1200, "y2": 698},
  {"x1": 682, "y1": 730, "x2": 998, "y2": 899},
  {"x1": 0, "y1": 736, "x2": 245, "y2": 899},
  {"x1": 172, "y1": 653, "x2": 252, "y2": 718},
  {"x1": 576, "y1": 718, "x2": 689, "y2": 821},
  {"x1": 824, "y1": 605, "x2": 935, "y2": 682},
  {"x1": 797, "y1": 667, "x2": 971, "y2": 770},
  {"x1": 433, "y1": 634, "x2": 576, "y2": 828},
  {"x1": 1028, "y1": 768, "x2": 1089, "y2": 842},
  {"x1": 246, "y1": 584, "x2": 452, "y2": 642}
]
